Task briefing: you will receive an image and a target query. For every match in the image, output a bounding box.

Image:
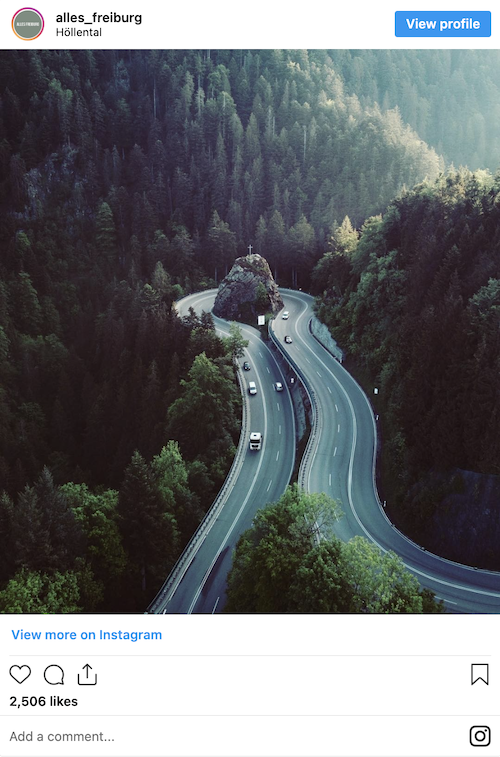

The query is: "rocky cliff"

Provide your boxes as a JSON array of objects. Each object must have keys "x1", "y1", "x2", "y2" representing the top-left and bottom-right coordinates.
[{"x1": 213, "y1": 254, "x2": 283, "y2": 322}]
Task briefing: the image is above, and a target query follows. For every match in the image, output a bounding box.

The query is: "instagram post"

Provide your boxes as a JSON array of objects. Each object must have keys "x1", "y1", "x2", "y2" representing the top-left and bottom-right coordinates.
[{"x1": 0, "y1": 2, "x2": 499, "y2": 756}]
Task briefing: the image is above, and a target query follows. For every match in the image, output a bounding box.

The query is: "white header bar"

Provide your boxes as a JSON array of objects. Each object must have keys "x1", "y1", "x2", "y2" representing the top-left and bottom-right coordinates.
[{"x1": 0, "y1": 1, "x2": 497, "y2": 49}]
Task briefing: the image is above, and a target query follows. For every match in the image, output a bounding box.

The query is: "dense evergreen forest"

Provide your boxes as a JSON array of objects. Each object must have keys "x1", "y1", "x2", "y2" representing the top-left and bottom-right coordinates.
[
  {"x1": 328, "y1": 50, "x2": 500, "y2": 171},
  {"x1": 0, "y1": 48, "x2": 499, "y2": 610},
  {"x1": 315, "y1": 170, "x2": 500, "y2": 568}
]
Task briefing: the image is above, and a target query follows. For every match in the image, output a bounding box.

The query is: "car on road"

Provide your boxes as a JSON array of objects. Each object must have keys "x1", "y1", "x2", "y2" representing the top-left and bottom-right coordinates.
[
  {"x1": 242, "y1": 361, "x2": 251, "y2": 371},
  {"x1": 248, "y1": 381, "x2": 257, "y2": 395},
  {"x1": 284, "y1": 335, "x2": 292, "y2": 344},
  {"x1": 249, "y1": 432, "x2": 262, "y2": 450},
  {"x1": 274, "y1": 382, "x2": 283, "y2": 392},
  {"x1": 282, "y1": 311, "x2": 289, "y2": 320}
]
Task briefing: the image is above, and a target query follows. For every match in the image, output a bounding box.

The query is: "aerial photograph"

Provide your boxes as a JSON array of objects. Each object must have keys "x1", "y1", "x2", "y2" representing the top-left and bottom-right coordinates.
[{"x1": 0, "y1": 49, "x2": 499, "y2": 614}]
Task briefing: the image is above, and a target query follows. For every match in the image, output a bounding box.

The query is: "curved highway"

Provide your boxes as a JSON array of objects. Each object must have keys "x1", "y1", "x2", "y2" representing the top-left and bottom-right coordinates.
[
  {"x1": 159, "y1": 291, "x2": 295, "y2": 614},
  {"x1": 275, "y1": 289, "x2": 500, "y2": 613},
  {"x1": 156, "y1": 288, "x2": 500, "y2": 614}
]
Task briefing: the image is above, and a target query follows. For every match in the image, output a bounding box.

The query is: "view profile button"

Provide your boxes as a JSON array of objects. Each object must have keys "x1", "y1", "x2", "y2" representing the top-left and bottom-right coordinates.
[{"x1": 395, "y1": 11, "x2": 491, "y2": 37}]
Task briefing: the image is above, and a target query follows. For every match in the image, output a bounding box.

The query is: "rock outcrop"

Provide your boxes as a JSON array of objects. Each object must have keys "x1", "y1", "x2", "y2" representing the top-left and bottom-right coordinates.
[{"x1": 213, "y1": 254, "x2": 283, "y2": 322}]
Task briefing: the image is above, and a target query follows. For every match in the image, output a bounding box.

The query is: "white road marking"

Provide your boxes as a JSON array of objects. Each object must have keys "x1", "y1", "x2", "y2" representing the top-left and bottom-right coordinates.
[
  {"x1": 334, "y1": 447, "x2": 337, "y2": 457},
  {"x1": 267, "y1": 479, "x2": 273, "y2": 492},
  {"x1": 167, "y1": 289, "x2": 297, "y2": 612},
  {"x1": 277, "y1": 402, "x2": 280, "y2": 411},
  {"x1": 266, "y1": 366, "x2": 270, "y2": 373},
  {"x1": 316, "y1": 371, "x2": 322, "y2": 377},
  {"x1": 335, "y1": 404, "x2": 339, "y2": 412},
  {"x1": 329, "y1": 473, "x2": 332, "y2": 486},
  {"x1": 327, "y1": 386, "x2": 332, "y2": 394},
  {"x1": 305, "y1": 357, "x2": 311, "y2": 364},
  {"x1": 186, "y1": 350, "x2": 270, "y2": 614},
  {"x1": 436, "y1": 596, "x2": 458, "y2": 605},
  {"x1": 337, "y1": 424, "x2": 340, "y2": 433},
  {"x1": 212, "y1": 597, "x2": 220, "y2": 614},
  {"x1": 276, "y1": 450, "x2": 280, "y2": 462},
  {"x1": 285, "y1": 292, "x2": 500, "y2": 602}
]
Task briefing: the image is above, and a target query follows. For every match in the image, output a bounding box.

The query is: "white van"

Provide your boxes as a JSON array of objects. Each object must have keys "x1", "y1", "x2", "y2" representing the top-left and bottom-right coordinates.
[
  {"x1": 248, "y1": 381, "x2": 257, "y2": 395},
  {"x1": 249, "y1": 432, "x2": 262, "y2": 450}
]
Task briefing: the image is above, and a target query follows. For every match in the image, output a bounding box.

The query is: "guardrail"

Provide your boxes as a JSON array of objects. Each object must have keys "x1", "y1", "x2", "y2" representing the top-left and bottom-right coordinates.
[
  {"x1": 268, "y1": 318, "x2": 319, "y2": 491},
  {"x1": 147, "y1": 366, "x2": 249, "y2": 614},
  {"x1": 307, "y1": 316, "x2": 500, "y2": 575}
]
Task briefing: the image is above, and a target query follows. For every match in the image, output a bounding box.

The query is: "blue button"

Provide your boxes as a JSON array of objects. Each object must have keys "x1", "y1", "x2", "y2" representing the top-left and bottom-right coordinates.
[{"x1": 395, "y1": 11, "x2": 491, "y2": 36}]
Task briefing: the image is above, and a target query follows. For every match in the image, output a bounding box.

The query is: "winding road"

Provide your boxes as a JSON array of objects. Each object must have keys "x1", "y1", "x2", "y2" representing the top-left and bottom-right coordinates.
[
  {"x1": 155, "y1": 289, "x2": 500, "y2": 614},
  {"x1": 157, "y1": 291, "x2": 295, "y2": 614}
]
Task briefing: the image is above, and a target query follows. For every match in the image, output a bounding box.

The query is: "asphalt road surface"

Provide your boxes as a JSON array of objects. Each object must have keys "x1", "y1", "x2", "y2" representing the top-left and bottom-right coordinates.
[
  {"x1": 158, "y1": 289, "x2": 500, "y2": 614},
  {"x1": 160, "y1": 291, "x2": 295, "y2": 614},
  {"x1": 275, "y1": 289, "x2": 500, "y2": 613}
]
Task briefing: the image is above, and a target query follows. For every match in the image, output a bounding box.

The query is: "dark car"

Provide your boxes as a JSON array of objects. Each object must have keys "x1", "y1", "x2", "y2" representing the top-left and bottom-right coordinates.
[
  {"x1": 284, "y1": 336, "x2": 293, "y2": 344},
  {"x1": 243, "y1": 361, "x2": 251, "y2": 371}
]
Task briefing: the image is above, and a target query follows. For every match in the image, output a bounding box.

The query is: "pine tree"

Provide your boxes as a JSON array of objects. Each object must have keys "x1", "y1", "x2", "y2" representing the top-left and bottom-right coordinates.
[{"x1": 95, "y1": 202, "x2": 117, "y2": 264}]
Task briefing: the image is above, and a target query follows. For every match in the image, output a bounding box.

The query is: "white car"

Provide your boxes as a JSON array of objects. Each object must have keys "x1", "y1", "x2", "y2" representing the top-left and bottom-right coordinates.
[
  {"x1": 248, "y1": 381, "x2": 257, "y2": 395},
  {"x1": 282, "y1": 311, "x2": 289, "y2": 320},
  {"x1": 284, "y1": 335, "x2": 293, "y2": 344},
  {"x1": 274, "y1": 382, "x2": 284, "y2": 392}
]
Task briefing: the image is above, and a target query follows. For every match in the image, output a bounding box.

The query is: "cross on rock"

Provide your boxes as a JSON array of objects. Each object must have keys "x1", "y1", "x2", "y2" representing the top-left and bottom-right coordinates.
[{"x1": 247, "y1": 244, "x2": 253, "y2": 254}]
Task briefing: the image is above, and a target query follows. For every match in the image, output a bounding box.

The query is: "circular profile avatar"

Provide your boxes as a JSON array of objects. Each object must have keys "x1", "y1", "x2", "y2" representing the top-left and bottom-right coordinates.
[{"x1": 12, "y1": 8, "x2": 44, "y2": 40}]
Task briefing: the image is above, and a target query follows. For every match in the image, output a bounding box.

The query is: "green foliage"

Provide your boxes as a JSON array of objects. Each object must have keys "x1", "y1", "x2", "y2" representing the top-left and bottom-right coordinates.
[
  {"x1": 95, "y1": 201, "x2": 117, "y2": 263},
  {"x1": 208, "y1": 210, "x2": 237, "y2": 281},
  {"x1": 151, "y1": 441, "x2": 202, "y2": 543},
  {"x1": 327, "y1": 50, "x2": 500, "y2": 171},
  {"x1": 222, "y1": 322, "x2": 249, "y2": 361},
  {"x1": 0, "y1": 569, "x2": 81, "y2": 613},
  {"x1": 167, "y1": 352, "x2": 240, "y2": 460},
  {"x1": 317, "y1": 168, "x2": 500, "y2": 567},
  {"x1": 225, "y1": 486, "x2": 441, "y2": 613},
  {"x1": 118, "y1": 450, "x2": 179, "y2": 596},
  {"x1": 0, "y1": 49, "x2": 497, "y2": 607},
  {"x1": 312, "y1": 216, "x2": 359, "y2": 296},
  {"x1": 10, "y1": 467, "x2": 83, "y2": 574},
  {"x1": 61, "y1": 483, "x2": 126, "y2": 583}
]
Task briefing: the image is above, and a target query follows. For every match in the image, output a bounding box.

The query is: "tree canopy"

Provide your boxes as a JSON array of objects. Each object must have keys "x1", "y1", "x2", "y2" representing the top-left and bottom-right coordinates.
[
  {"x1": 225, "y1": 485, "x2": 441, "y2": 613},
  {"x1": 315, "y1": 168, "x2": 500, "y2": 569}
]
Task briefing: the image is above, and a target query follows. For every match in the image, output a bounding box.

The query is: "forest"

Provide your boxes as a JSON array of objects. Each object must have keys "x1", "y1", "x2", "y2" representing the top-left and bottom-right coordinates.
[
  {"x1": 0, "y1": 48, "x2": 499, "y2": 610},
  {"x1": 327, "y1": 50, "x2": 500, "y2": 171},
  {"x1": 314, "y1": 169, "x2": 500, "y2": 568}
]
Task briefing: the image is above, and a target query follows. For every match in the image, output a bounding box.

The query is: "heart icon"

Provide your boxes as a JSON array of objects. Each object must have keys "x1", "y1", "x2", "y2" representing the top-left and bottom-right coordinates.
[{"x1": 10, "y1": 665, "x2": 31, "y2": 684}]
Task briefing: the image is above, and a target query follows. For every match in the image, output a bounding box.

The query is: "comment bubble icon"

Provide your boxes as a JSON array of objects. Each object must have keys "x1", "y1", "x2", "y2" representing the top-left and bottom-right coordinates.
[{"x1": 43, "y1": 664, "x2": 64, "y2": 685}]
